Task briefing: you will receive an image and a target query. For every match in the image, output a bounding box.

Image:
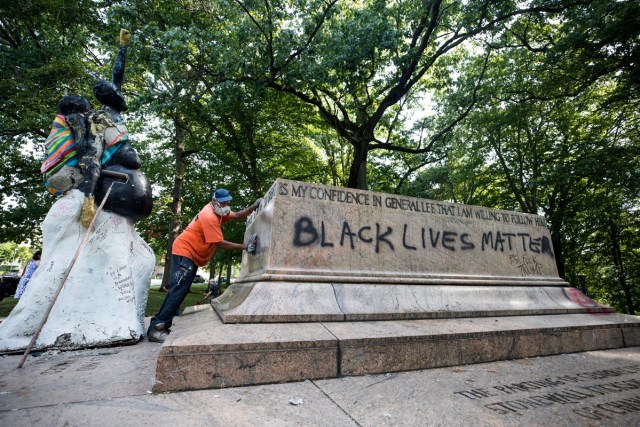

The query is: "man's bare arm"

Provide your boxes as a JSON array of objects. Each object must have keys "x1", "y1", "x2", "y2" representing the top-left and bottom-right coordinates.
[
  {"x1": 217, "y1": 240, "x2": 246, "y2": 251},
  {"x1": 230, "y1": 198, "x2": 262, "y2": 221}
]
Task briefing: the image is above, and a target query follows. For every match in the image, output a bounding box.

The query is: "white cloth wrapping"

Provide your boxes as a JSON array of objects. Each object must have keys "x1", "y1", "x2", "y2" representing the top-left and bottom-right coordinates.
[{"x1": 0, "y1": 190, "x2": 155, "y2": 352}]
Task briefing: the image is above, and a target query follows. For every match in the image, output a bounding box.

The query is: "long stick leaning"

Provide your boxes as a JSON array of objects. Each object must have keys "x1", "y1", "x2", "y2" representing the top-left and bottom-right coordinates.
[{"x1": 18, "y1": 183, "x2": 116, "y2": 369}]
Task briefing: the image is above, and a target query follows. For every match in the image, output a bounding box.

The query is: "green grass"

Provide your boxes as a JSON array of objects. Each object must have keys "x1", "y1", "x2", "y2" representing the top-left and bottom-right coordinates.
[
  {"x1": 0, "y1": 297, "x2": 18, "y2": 317},
  {"x1": 0, "y1": 283, "x2": 212, "y2": 318},
  {"x1": 146, "y1": 284, "x2": 210, "y2": 315}
]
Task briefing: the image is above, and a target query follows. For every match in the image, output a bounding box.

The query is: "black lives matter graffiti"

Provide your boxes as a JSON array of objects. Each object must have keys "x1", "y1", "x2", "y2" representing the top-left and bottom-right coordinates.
[
  {"x1": 280, "y1": 182, "x2": 554, "y2": 266},
  {"x1": 454, "y1": 364, "x2": 640, "y2": 421},
  {"x1": 292, "y1": 216, "x2": 554, "y2": 257}
]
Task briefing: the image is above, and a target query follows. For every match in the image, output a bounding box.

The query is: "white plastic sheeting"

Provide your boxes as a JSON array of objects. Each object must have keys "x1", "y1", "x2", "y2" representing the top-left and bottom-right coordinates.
[{"x1": 0, "y1": 190, "x2": 155, "y2": 352}]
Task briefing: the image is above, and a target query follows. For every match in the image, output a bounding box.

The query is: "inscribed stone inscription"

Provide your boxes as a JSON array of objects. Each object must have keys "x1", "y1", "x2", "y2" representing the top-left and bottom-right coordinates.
[
  {"x1": 245, "y1": 179, "x2": 561, "y2": 281},
  {"x1": 453, "y1": 364, "x2": 640, "y2": 422}
]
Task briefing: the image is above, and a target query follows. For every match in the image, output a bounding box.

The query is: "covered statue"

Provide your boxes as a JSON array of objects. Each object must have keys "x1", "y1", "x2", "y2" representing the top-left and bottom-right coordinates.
[{"x1": 0, "y1": 30, "x2": 155, "y2": 353}]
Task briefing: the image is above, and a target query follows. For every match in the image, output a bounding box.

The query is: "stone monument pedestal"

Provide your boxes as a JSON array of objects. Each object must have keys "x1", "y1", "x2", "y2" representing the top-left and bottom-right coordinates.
[
  {"x1": 153, "y1": 179, "x2": 639, "y2": 391},
  {"x1": 213, "y1": 179, "x2": 610, "y2": 323},
  {"x1": 154, "y1": 306, "x2": 640, "y2": 392}
]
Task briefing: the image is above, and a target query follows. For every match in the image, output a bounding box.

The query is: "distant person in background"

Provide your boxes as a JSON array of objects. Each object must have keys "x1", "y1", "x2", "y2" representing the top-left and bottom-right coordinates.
[{"x1": 14, "y1": 250, "x2": 42, "y2": 299}]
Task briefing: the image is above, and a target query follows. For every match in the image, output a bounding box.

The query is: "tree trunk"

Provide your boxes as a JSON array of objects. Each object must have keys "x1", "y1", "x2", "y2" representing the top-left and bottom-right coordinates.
[
  {"x1": 209, "y1": 260, "x2": 216, "y2": 282},
  {"x1": 347, "y1": 141, "x2": 369, "y2": 190},
  {"x1": 217, "y1": 266, "x2": 224, "y2": 286},
  {"x1": 609, "y1": 219, "x2": 635, "y2": 315},
  {"x1": 546, "y1": 186, "x2": 570, "y2": 280},
  {"x1": 161, "y1": 123, "x2": 187, "y2": 291},
  {"x1": 550, "y1": 226, "x2": 565, "y2": 279}
]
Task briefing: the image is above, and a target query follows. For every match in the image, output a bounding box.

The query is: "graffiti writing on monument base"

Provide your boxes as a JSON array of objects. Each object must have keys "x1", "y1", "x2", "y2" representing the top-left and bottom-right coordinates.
[
  {"x1": 509, "y1": 254, "x2": 544, "y2": 276},
  {"x1": 292, "y1": 216, "x2": 554, "y2": 259},
  {"x1": 453, "y1": 364, "x2": 640, "y2": 421},
  {"x1": 278, "y1": 182, "x2": 548, "y2": 227}
]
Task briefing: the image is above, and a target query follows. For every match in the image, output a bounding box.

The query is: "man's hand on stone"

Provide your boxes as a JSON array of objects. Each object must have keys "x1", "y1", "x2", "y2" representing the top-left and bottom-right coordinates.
[
  {"x1": 81, "y1": 196, "x2": 95, "y2": 228},
  {"x1": 246, "y1": 234, "x2": 259, "y2": 255},
  {"x1": 251, "y1": 198, "x2": 263, "y2": 211}
]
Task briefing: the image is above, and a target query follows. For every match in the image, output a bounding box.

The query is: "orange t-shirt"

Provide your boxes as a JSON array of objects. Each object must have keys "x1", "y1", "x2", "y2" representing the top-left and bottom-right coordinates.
[{"x1": 172, "y1": 203, "x2": 233, "y2": 266}]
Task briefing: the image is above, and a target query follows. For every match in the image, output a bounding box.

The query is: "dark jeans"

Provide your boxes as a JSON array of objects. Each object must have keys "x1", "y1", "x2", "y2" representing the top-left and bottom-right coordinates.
[{"x1": 148, "y1": 255, "x2": 198, "y2": 332}]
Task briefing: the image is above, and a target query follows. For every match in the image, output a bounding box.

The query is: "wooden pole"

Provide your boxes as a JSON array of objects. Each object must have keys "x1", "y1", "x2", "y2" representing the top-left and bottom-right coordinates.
[{"x1": 18, "y1": 184, "x2": 115, "y2": 368}]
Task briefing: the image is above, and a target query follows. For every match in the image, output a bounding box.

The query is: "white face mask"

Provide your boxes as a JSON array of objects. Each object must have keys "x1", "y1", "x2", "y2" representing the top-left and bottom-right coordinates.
[{"x1": 211, "y1": 200, "x2": 231, "y2": 217}]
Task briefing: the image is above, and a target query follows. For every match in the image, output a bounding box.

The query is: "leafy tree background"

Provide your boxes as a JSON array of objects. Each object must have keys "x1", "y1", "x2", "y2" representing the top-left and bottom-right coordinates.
[{"x1": 0, "y1": 0, "x2": 637, "y2": 312}]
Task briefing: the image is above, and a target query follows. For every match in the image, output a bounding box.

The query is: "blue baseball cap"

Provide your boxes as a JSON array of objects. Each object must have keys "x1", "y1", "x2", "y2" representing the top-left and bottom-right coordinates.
[{"x1": 213, "y1": 188, "x2": 232, "y2": 202}]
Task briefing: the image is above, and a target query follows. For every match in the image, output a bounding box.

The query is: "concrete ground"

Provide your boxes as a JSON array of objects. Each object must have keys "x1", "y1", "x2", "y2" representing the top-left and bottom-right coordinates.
[{"x1": 1, "y1": 327, "x2": 639, "y2": 427}]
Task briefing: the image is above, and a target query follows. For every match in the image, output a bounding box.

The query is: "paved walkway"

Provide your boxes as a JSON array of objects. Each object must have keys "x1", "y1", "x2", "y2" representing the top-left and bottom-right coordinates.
[{"x1": 1, "y1": 337, "x2": 639, "y2": 426}]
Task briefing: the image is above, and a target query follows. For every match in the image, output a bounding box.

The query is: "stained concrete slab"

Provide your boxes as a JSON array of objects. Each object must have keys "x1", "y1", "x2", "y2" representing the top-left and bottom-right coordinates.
[
  {"x1": 154, "y1": 306, "x2": 339, "y2": 392},
  {"x1": 154, "y1": 305, "x2": 640, "y2": 391},
  {"x1": 0, "y1": 341, "x2": 159, "y2": 410},
  {"x1": 315, "y1": 347, "x2": 640, "y2": 426},
  {"x1": 1, "y1": 332, "x2": 639, "y2": 426}
]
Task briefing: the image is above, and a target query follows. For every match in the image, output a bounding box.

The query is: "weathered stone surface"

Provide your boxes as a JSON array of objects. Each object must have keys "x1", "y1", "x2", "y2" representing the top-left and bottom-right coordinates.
[
  {"x1": 216, "y1": 283, "x2": 611, "y2": 323},
  {"x1": 214, "y1": 179, "x2": 609, "y2": 323},
  {"x1": 334, "y1": 314, "x2": 636, "y2": 376},
  {"x1": 315, "y1": 347, "x2": 640, "y2": 427},
  {"x1": 3, "y1": 343, "x2": 639, "y2": 427},
  {"x1": 153, "y1": 306, "x2": 338, "y2": 392},
  {"x1": 197, "y1": 179, "x2": 637, "y2": 393},
  {"x1": 623, "y1": 327, "x2": 640, "y2": 347},
  {"x1": 153, "y1": 307, "x2": 640, "y2": 391},
  {"x1": 0, "y1": 190, "x2": 155, "y2": 352},
  {"x1": 241, "y1": 179, "x2": 561, "y2": 283}
]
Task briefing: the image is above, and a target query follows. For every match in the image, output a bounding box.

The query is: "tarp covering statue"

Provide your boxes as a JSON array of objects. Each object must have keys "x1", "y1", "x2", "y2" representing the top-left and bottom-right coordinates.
[{"x1": 0, "y1": 30, "x2": 155, "y2": 353}]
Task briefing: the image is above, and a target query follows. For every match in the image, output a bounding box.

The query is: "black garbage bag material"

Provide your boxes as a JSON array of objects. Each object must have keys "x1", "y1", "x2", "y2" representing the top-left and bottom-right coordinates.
[{"x1": 95, "y1": 165, "x2": 152, "y2": 222}]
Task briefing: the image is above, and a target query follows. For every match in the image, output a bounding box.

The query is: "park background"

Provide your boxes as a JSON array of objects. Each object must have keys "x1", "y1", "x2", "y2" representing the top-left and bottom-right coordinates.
[{"x1": 0, "y1": 1, "x2": 638, "y2": 315}]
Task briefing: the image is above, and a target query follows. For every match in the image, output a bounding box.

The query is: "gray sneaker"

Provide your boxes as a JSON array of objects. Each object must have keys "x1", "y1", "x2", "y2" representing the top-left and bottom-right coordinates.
[{"x1": 148, "y1": 323, "x2": 169, "y2": 343}]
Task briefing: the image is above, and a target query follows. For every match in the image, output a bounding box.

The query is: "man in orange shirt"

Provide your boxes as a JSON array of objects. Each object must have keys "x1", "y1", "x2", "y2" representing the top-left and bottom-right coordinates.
[{"x1": 148, "y1": 188, "x2": 260, "y2": 343}]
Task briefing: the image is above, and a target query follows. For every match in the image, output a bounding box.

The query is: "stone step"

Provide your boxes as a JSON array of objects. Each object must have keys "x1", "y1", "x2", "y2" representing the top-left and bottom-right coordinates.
[{"x1": 153, "y1": 305, "x2": 640, "y2": 392}]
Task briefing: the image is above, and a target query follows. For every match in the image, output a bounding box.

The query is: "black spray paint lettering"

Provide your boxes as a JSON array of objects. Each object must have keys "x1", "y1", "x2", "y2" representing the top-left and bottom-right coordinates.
[
  {"x1": 403, "y1": 224, "x2": 416, "y2": 250},
  {"x1": 292, "y1": 217, "x2": 553, "y2": 256},
  {"x1": 292, "y1": 217, "x2": 341, "y2": 248},
  {"x1": 418, "y1": 228, "x2": 474, "y2": 251},
  {"x1": 509, "y1": 254, "x2": 543, "y2": 276},
  {"x1": 481, "y1": 232, "x2": 554, "y2": 257},
  {"x1": 418, "y1": 229, "x2": 472, "y2": 252},
  {"x1": 293, "y1": 217, "x2": 394, "y2": 253},
  {"x1": 338, "y1": 221, "x2": 394, "y2": 253}
]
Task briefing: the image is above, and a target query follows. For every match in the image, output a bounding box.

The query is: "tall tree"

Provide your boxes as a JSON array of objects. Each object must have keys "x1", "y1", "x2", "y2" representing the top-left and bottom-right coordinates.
[
  {"x1": 188, "y1": 0, "x2": 593, "y2": 189},
  {"x1": 412, "y1": 0, "x2": 639, "y2": 298},
  {"x1": 0, "y1": 1, "x2": 105, "y2": 242},
  {"x1": 107, "y1": 1, "x2": 328, "y2": 276}
]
